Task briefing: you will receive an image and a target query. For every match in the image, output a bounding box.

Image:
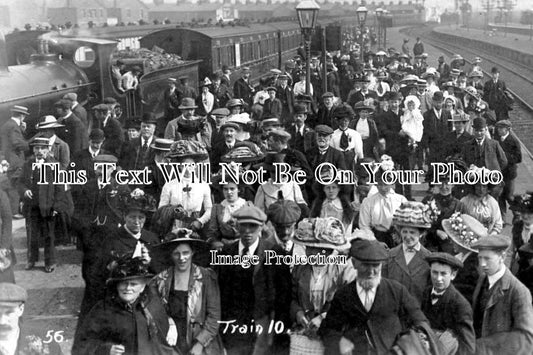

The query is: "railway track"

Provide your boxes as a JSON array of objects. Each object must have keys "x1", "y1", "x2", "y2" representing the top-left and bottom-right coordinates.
[{"x1": 401, "y1": 25, "x2": 533, "y2": 159}]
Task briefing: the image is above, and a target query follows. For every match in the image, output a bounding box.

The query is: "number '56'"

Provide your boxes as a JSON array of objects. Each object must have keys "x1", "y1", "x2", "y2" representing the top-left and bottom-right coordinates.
[{"x1": 43, "y1": 330, "x2": 64, "y2": 343}]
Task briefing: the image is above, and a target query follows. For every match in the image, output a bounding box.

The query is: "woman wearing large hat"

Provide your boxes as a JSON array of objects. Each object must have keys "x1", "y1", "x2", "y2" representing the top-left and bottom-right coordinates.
[
  {"x1": 156, "y1": 141, "x2": 212, "y2": 236},
  {"x1": 382, "y1": 201, "x2": 440, "y2": 302},
  {"x1": 150, "y1": 230, "x2": 224, "y2": 355},
  {"x1": 166, "y1": 98, "x2": 207, "y2": 142},
  {"x1": 510, "y1": 192, "x2": 533, "y2": 272},
  {"x1": 76, "y1": 256, "x2": 178, "y2": 355},
  {"x1": 290, "y1": 217, "x2": 356, "y2": 354}
]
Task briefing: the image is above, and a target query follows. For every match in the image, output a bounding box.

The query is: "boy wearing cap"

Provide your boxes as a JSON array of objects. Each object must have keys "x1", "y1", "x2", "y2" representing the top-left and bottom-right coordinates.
[
  {"x1": 421, "y1": 253, "x2": 475, "y2": 355},
  {"x1": 461, "y1": 117, "x2": 507, "y2": 173},
  {"x1": 19, "y1": 137, "x2": 69, "y2": 272},
  {"x1": 470, "y1": 235, "x2": 533, "y2": 355},
  {"x1": 262, "y1": 87, "x2": 282, "y2": 121},
  {"x1": 494, "y1": 120, "x2": 521, "y2": 219},
  {"x1": 319, "y1": 240, "x2": 430, "y2": 355}
]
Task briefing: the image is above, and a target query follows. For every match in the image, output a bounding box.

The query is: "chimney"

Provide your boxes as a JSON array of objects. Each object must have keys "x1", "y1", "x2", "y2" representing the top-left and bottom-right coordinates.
[{"x1": 0, "y1": 32, "x2": 8, "y2": 72}]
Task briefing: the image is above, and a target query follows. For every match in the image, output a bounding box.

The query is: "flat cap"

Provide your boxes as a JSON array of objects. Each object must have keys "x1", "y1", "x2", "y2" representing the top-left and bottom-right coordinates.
[
  {"x1": 495, "y1": 120, "x2": 512, "y2": 128},
  {"x1": 94, "y1": 154, "x2": 118, "y2": 163},
  {"x1": 211, "y1": 108, "x2": 230, "y2": 117},
  {"x1": 293, "y1": 104, "x2": 308, "y2": 115},
  {"x1": 220, "y1": 122, "x2": 240, "y2": 132},
  {"x1": 267, "y1": 199, "x2": 301, "y2": 225},
  {"x1": 89, "y1": 128, "x2": 105, "y2": 142},
  {"x1": 63, "y1": 93, "x2": 78, "y2": 101},
  {"x1": 321, "y1": 92, "x2": 334, "y2": 99},
  {"x1": 278, "y1": 74, "x2": 289, "y2": 80},
  {"x1": 268, "y1": 129, "x2": 291, "y2": 140},
  {"x1": 471, "y1": 235, "x2": 510, "y2": 251},
  {"x1": 93, "y1": 103, "x2": 110, "y2": 111},
  {"x1": 315, "y1": 125, "x2": 334, "y2": 136},
  {"x1": 0, "y1": 283, "x2": 27, "y2": 303},
  {"x1": 266, "y1": 86, "x2": 277, "y2": 92},
  {"x1": 349, "y1": 240, "x2": 388, "y2": 262},
  {"x1": 233, "y1": 205, "x2": 267, "y2": 225},
  {"x1": 426, "y1": 252, "x2": 463, "y2": 269}
]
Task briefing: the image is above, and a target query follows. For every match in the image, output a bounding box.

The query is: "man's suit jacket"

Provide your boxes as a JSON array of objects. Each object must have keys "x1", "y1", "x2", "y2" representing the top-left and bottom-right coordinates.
[
  {"x1": 18, "y1": 156, "x2": 69, "y2": 217},
  {"x1": 319, "y1": 278, "x2": 428, "y2": 355},
  {"x1": 211, "y1": 83, "x2": 232, "y2": 109},
  {"x1": 306, "y1": 146, "x2": 347, "y2": 172},
  {"x1": 289, "y1": 125, "x2": 316, "y2": 154},
  {"x1": 101, "y1": 117, "x2": 124, "y2": 157},
  {"x1": 383, "y1": 245, "x2": 431, "y2": 303},
  {"x1": 461, "y1": 138, "x2": 508, "y2": 172},
  {"x1": 56, "y1": 113, "x2": 85, "y2": 155},
  {"x1": 483, "y1": 80, "x2": 508, "y2": 111},
  {"x1": 210, "y1": 140, "x2": 241, "y2": 172},
  {"x1": 377, "y1": 110, "x2": 410, "y2": 164},
  {"x1": 421, "y1": 284, "x2": 476, "y2": 355},
  {"x1": 119, "y1": 136, "x2": 157, "y2": 171},
  {"x1": 0, "y1": 118, "x2": 28, "y2": 178},
  {"x1": 233, "y1": 77, "x2": 254, "y2": 106},
  {"x1": 445, "y1": 130, "x2": 474, "y2": 158},
  {"x1": 347, "y1": 90, "x2": 378, "y2": 108},
  {"x1": 472, "y1": 269, "x2": 533, "y2": 355},
  {"x1": 49, "y1": 136, "x2": 70, "y2": 170},
  {"x1": 276, "y1": 85, "x2": 294, "y2": 119},
  {"x1": 422, "y1": 109, "x2": 452, "y2": 163},
  {"x1": 71, "y1": 148, "x2": 111, "y2": 180},
  {"x1": 314, "y1": 105, "x2": 337, "y2": 128},
  {"x1": 494, "y1": 132, "x2": 522, "y2": 180},
  {"x1": 262, "y1": 98, "x2": 283, "y2": 119},
  {"x1": 73, "y1": 103, "x2": 88, "y2": 131}
]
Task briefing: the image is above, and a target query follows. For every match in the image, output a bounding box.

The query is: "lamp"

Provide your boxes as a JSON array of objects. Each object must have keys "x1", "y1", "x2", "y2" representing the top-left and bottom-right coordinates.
[
  {"x1": 296, "y1": 0, "x2": 320, "y2": 96},
  {"x1": 376, "y1": 7, "x2": 383, "y2": 48},
  {"x1": 356, "y1": 6, "x2": 368, "y2": 60}
]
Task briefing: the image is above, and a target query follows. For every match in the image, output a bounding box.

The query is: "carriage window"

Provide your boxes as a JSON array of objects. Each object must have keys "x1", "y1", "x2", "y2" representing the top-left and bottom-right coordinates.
[{"x1": 74, "y1": 46, "x2": 96, "y2": 68}]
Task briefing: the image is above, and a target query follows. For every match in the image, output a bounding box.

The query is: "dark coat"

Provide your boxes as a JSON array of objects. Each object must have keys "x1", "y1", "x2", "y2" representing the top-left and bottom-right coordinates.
[
  {"x1": 56, "y1": 113, "x2": 85, "y2": 155},
  {"x1": 71, "y1": 148, "x2": 112, "y2": 181},
  {"x1": 444, "y1": 130, "x2": 474, "y2": 159},
  {"x1": 421, "y1": 284, "x2": 476, "y2": 355},
  {"x1": 493, "y1": 132, "x2": 522, "y2": 180},
  {"x1": 49, "y1": 136, "x2": 71, "y2": 170},
  {"x1": 163, "y1": 88, "x2": 182, "y2": 120},
  {"x1": 233, "y1": 78, "x2": 254, "y2": 106},
  {"x1": 483, "y1": 79, "x2": 508, "y2": 112},
  {"x1": 280, "y1": 147, "x2": 312, "y2": 179},
  {"x1": 383, "y1": 244, "x2": 432, "y2": 303},
  {"x1": 319, "y1": 278, "x2": 428, "y2": 355},
  {"x1": 313, "y1": 105, "x2": 337, "y2": 128},
  {"x1": 73, "y1": 103, "x2": 88, "y2": 131},
  {"x1": 119, "y1": 137, "x2": 157, "y2": 171},
  {"x1": 377, "y1": 110, "x2": 410, "y2": 164},
  {"x1": 75, "y1": 287, "x2": 174, "y2": 355},
  {"x1": 422, "y1": 109, "x2": 452, "y2": 163},
  {"x1": 275, "y1": 85, "x2": 294, "y2": 123},
  {"x1": 347, "y1": 90, "x2": 378, "y2": 108},
  {"x1": 210, "y1": 140, "x2": 241, "y2": 172},
  {"x1": 101, "y1": 117, "x2": 125, "y2": 157},
  {"x1": 288, "y1": 124, "x2": 316, "y2": 154},
  {"x1": 210, "y1": 83, "x2": 232, "y2": 110},
  {"x1": 461, "y1": 138, "x2": 508, "y2": 172},
  {"x1": 0, "y1": 118, "x2": 28, "y2": 178},
  {"x1": 306, "y1": 146, "x2": 347, "y2": 173},
  {"x1": 349, "y1": 117, "x2": 379, "y2": 158},
  {"x1": 472, "y1": 269, "x2": 533, "y2": 355},
  {"x1": 262, "y1": 98, "x2": 283, "y2": 120}
]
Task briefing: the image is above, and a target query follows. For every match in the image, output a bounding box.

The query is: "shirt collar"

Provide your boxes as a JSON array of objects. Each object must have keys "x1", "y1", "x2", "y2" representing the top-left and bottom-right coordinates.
[
  {"x1": 88, "y1": 146, "x2": 100, "y2": 156},
  {"x1": 356, "y1": 280, "x2": 379, "y2": 294},
  {"x1": 403, "y1": 242, "x2": 421, "y2": 253},
  {"x1": 48, "y1": 135, "x2": 56, "y2": 146},
  {"x1": 11, "y1": 117, "x2": 21, "y2": 126},
  {"x1": 500, "y1": 132, "x2": 509, "y2": 141},
  {"x1": 124, "y1": 224, "x2": 141, "y2": 240},
  {"x1": 323, "y1": 197, "x2": 342, "y2": 209},
  {"x1": 239, "y1": 238, "x2": 259, "y2": 256},
  {"x1": 476, "y1": 137, "x2": 485, "y2": 146},
  {"x1": 431, "y1": 287, "x2": 446, "y2": 296},
  {"x1": 488, "y1": 266, "x2": 506, "y2": 289},
  {"x1": 142, "y1": 136, "x2": 153, "y2": 147}
]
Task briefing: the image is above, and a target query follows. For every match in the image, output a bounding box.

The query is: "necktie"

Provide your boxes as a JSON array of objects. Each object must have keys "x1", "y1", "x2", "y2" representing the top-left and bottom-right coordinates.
[
  {"x1": 142, "y1": 140, "x2": 148, "y2": 153},
  {"x1": 242, "y1": 246, "x2": 249, "y2": 256},
  {"x1": 364, "y1": 290, "x2": 372, "y2": 311},
  {"x1": 340, "y1": 131, "x2": 349, "y2": 150},
  {"x1": 431, "y1": 293, "x2": 442, "y2": 304},
  {"x1": 132, "y1": 239, "x2": 143, "y2": 257},
  {"x1": 377, "y1": 82, "x2": 383, "y2": 93}
]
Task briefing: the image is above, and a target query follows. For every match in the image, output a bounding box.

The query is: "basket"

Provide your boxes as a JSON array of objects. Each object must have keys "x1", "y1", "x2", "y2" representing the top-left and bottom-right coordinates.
[{"x1": 289, "y1": 332, "x2": 325, "y2": 355}]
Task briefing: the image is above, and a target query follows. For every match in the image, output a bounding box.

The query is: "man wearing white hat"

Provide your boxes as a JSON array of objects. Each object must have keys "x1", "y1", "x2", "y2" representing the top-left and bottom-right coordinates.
[
  {"x1": 36, "y1": 115, "x2": 70, "y2": 170},
  {"x1": 0, "y1": 105, "x2": 30, "y2": 218}
]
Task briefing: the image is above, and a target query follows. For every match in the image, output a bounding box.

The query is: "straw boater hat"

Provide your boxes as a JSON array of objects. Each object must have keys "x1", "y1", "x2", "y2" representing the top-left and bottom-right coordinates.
[
  {"x1": 36, "y1": 115, "x2": 64, "y2": 130},
  {"x1": 10, "y1": 105, "x2": 29, "y2": 116},
  {"x1": 392, "y1": 201, "x2": 440, "y2": 230},
  {"x1": 448, "y1": 112, "x2": 470, "y2": 122},
  {"x1": 150, "y1": 138, "x2": 174, "y2": 151},
  {"x1": 293, "y1": 217, "x2": 351, "y2": 251},
  {"x1": 442, "y1": 212, "x2": 488, "y2": 253},
  {"x1": 165, "y1": 140, "x2": 209, "y2": 161},
  {"x1": 106, "y1": 256, "x2": 154, "y2": 285}
]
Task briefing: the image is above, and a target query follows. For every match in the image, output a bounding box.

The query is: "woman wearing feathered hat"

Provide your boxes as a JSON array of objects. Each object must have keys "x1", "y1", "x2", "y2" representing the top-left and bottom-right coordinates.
[
  {"x1": 290, "y1": 217, "x2": 356, "y2": 353},
  {"x1": 150, "y1": 230, "x2": 224, "y2": 355},
  {"x1": 382, "y1": 201, "x2": 440, "y2": 303},
  {"x1": 510, "y1": 192, "x2": 533, "y2": 272},
  {"x1": 156, "y1": 141, "x2": 212, "y2": 236},
  {"x1": 75, "y1": 256, "x2": 178, "y2": 355}
]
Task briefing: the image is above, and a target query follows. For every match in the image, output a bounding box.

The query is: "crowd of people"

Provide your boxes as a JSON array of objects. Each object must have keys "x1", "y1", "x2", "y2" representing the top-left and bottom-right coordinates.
[{"x1": 0, "y1": 34, "x2": 532, "y2": 355}]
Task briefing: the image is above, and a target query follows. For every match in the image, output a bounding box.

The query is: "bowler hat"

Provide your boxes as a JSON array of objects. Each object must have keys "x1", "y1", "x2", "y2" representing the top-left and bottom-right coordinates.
[
  {"x1": 125, "y1": 118, "x2": 142, "y2": 130},
  {"x1": 0, "y1": 283, "x2": 27, "y2": 303},
  {"x1": 89, "y1": 129, "x2": 105, "y2": 142},
  {"x1": 267, "y1": 199, "x2": 301, "y2": 225},
  {"x1": 10, "y1": 105, "x2": 29, "y2": 116},
  {"x1": 491, "y1": 67, "x2": 500, "y2": 74},
  {"x1": 36, "y1": 115, "x2": 64, "y2": 130},
  {"x1": 315, "y1": 125, "x2": 334, "y2": 136},
  {"x1": 141, "y1": 112, "x2": 158, "y2": 125},
  {"x1": 293, "y1": 104, "x2": 308, "y2": 115},
  {"x1": 472, "y1": 117, "x2": 487, "y2": 130},
  {"x1": 471, "y1": 234, "x2": 510, "y2": 251},
  {"x1": 349, "y1": 240, "x2": 388, "y2": 262},
  {"x1": 425, "y1": 252, "x2": 463, "y2": 269},
  {"x1": 178, "y1": 98, "x2": 198, "y2": 110},
  {"x1": 432, "y1": 91, "x2": 444, "y2": 102},
  {"x1": 233, "y1": 205, "x2": 267, "y2": 225}
]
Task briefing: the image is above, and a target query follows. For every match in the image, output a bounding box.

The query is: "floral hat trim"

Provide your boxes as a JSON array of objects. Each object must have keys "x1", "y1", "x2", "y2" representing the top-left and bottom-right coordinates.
[
  {"x1": 166, "y1": 140, "x2": 208, "y2": 160},
  {"x1": 393, "y1": 200, "x2": 440, "y2": 229},
  {"x1": 116, "y1": 188, "x2": 157, "y2": 213},
  {"x1": 511, "y1": 192, "x2": 533, "y2": 213},
  {"x1": 442, "y1": 212, "x2": 488, "y2": 253},
  {"x1": 294, "y1": 217, "x2": 350, "y2": 250}
]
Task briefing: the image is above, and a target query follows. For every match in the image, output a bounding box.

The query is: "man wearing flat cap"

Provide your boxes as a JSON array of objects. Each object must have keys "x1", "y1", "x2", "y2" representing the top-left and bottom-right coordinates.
[
  {"x1": 275, "y1": 75, "x2": 294, "y2": 124},
  {"x1": 162, "y1": 77, "x2": 182, "y2": 124},
  {"x1": 63, "y1": 92, "x2": 88, "y2": 129},
  {"x1": 307, "y1": 125, "x2": 347, "y2": 174},
  {"x1": 266, "y1": 129, "x2": 312, "y2": 180},
  {"x1": 314, "y1": 92, "x2": 337, "y2": 128},
  {"x1": 262, "y1": 87, "x2": 282, "y2": 122},
  {"x1": 54, "y1": 99, "x2": 86, "y2": 155},
  {"x1": 233, "y1": 67, "x2": 255, "y2": 108},
  {"x1": 471, "y1": 235, "x2": 533, "y2": 355},
  {"x1": 92, "y1": 104, "x2": 124, "y2": 157},
  {"x1": 216, "y1": 205, "x2": 279, "y2": 355},
  {"x1": 0, "y1": 283, "x2": 62, "y2": 355},
  {"x1": 493, "y1": 120, "x2": 521, "y2": 220},
  {"x1": 1, "y1": 106, "x2": 30, "y2": 218},
  {"x1": 319, "y1": 240, "x2": 430, "y2": 355},
  {"x1": 421, "y1": 252, "x2": 475, "y2": 355}
]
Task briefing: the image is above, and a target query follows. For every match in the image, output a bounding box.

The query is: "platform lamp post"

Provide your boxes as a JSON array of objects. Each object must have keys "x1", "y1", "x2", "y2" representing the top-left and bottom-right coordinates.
[
  {"x1": 376, "y1": 7, "x2": 384, "y2": 49},
  {"x1": 356, "y1": 5, "x2": 368, "y2": 61},
  {"x1": 296, "y1": 0, "x2": 320, "y2": 96},
  {"x1": 383, "y1": 10, "x2": 389, "y2": 48},
  {"x1": 529, "y1": 9, "x2": 533, "y2": 41}
]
